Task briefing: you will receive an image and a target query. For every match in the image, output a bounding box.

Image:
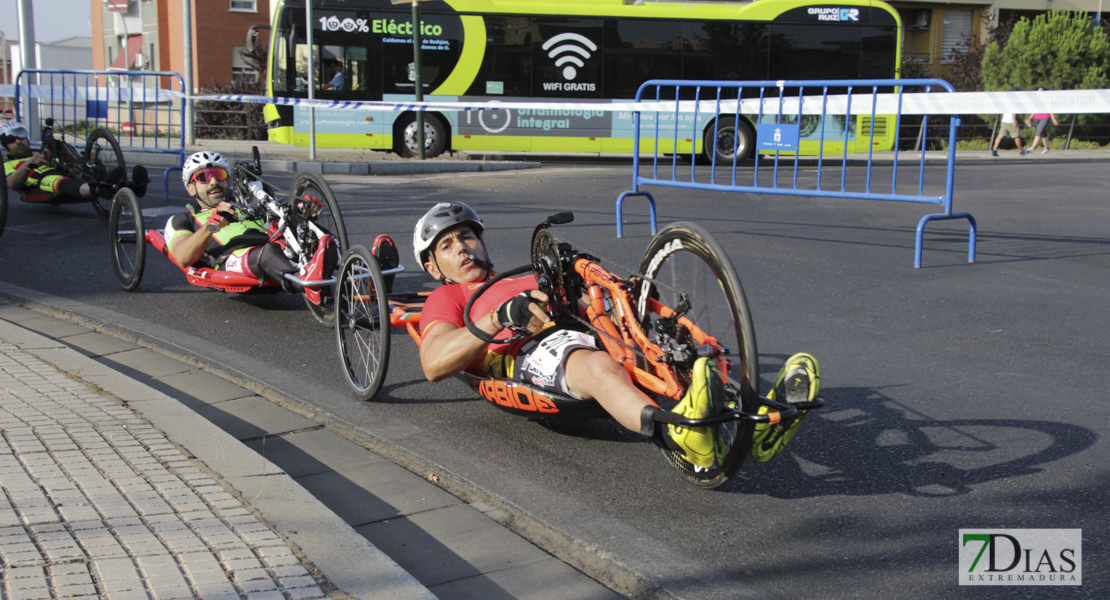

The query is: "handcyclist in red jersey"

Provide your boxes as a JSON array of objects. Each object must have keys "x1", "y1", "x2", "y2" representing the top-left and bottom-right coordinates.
[{"x1": 414, "y1": 201, "x2": 743, "y2": 467}]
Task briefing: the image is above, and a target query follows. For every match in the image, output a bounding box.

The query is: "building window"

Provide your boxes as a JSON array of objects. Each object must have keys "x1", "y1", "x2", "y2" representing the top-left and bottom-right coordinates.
[
  {"x1": 230, "y1": 0, "x2": 256, "y2": 12},
  {"x1": 232, "y1": 44, "x2": 258, "y2": 82},
  {"x1": 941, "y1": 9, "x2": 973, "y2": 64}
]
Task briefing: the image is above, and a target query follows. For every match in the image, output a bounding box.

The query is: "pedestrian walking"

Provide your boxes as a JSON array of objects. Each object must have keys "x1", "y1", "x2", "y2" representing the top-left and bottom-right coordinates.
[
  {"x1": 991, "y1": 113, "x2": 1028, "y2": 157},
  {"x1": 1026, "y1": 88, "x2": 1059, "y2": 154}
]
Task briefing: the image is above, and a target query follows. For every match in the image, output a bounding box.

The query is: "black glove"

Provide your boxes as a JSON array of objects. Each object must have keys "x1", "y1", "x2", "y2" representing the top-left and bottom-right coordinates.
[
  {"x1": 496, "y1": 292, "x2": 544, "y2": 330},
  {"x1": 205, "y1": 210, "x2": 235, "y2": 233}
]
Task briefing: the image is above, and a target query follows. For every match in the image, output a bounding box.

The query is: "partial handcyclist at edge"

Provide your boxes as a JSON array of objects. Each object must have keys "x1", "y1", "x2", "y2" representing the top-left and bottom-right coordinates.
[
  {"x1": 334, "y1": 201, "x2": 826, "y2": 488},
  {"x1": 1, "y1": 119, "x2": 148, "y2": 237}
]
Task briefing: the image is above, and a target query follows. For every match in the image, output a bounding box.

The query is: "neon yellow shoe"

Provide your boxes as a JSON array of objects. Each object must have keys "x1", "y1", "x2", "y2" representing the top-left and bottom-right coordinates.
[
  {"x1": 668, "y1": 357, "x2": 726, "y2": 468},
  {"x1": 751, "y1": 353, "x2": 820, "y2": 463}
]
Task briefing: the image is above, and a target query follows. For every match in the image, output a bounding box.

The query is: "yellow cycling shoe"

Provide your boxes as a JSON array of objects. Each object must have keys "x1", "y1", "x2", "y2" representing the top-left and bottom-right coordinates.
[
  {"x1": 751, "y1": 352, "x2": 820, "y2": 463},
  {"x1": 668, "y1": 357, "x2": 726, "y2": 468}
]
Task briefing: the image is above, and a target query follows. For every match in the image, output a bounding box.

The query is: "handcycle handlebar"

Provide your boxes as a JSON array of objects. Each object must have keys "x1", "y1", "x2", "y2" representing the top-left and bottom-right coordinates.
[
  {"x1": 462, "y1": 263, "x2": 537, "y2": 344},
  {"x1": 461, "y1": 211, "x2": 579, "y2": 344}
]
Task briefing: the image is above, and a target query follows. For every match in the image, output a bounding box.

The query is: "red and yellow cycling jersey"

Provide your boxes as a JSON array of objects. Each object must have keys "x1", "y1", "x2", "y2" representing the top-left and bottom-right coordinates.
[
  {"x1": 419, "y1": 275, "x2": 538, "y2": 376},
  {"x1": 3, "y1": 156, "x2": 68, "y2": 202}
]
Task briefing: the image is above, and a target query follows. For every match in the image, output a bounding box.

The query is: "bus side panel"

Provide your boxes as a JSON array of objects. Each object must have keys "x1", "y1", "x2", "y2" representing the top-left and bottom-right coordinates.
[{"x1": 290, "y1": 105, "x2": 392, "y2": 149}]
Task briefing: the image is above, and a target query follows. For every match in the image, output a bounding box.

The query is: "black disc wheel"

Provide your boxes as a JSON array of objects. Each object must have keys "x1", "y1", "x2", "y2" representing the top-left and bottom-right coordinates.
[
  {"x1": 84, "y1": 128, "x2": 126, "y2": 218},
  {"x1": 290, "y1": 172, "x2": 348, "y2": 326},
  {"x1": 109, "y1": 188, "x2": 146, "y2": 292},
  {"x1": 638, "y1": 221, "x2": 759, "y2": 488},
  {"x1": 398, "y1": 113, "x2": 448, "y2": 158},
  {"x1": 335, "y1": 245, "x2": 391, "y2": 401}
]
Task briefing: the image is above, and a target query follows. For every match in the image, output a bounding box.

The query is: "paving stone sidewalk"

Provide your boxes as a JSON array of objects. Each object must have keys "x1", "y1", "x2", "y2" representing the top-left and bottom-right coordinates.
[
  {"x1": 0, "y1": 320, "x2": 434, "y2": 600},
  {"x1": 0, "y1": 337, "x2": 331, "y2": 600}
]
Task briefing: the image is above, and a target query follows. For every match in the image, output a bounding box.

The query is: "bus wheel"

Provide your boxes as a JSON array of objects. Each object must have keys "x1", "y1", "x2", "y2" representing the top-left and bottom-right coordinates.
[
  {"x1": 703, "y1": 117, "x2": 754, "y2": 164},
  {"x1": 399, "y1": 114, "x2": 447, "y2": 158}
]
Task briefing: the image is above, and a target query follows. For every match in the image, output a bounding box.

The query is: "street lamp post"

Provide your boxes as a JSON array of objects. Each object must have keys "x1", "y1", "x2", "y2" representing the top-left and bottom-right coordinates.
[
  {"x1": 16, "y1": 0, "x2": 37, "y2": 136},
  {"x1": 104, "y1": 0, "x2": 136, "y2": 136},
  {"x1": 412, "y1": 0, "x2": 425, "y2": 159},
  {"x1": 306, "y1": 0, "x2": 317, "y2": 160},
  {"x1": 392, "y1": 0, "x2": 437, "y2": 159}
]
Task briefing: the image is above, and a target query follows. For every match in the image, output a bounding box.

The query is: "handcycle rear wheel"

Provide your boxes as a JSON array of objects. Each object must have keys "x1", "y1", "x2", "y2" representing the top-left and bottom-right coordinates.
[
  {"x1": 335, "y1": 245, "x2": 391, "y2": 400},
  {"x1": 290, "y1": 172, "x2": 348, "y2": 326},
  {"x1": 109, "y1": 188, "x2": 146, "y2": 292},
  {"x1": 84, "y1": 128, "x2": 126, "y2": 218},
  {"x1": 638, "y1": 221, "x2": 759, "y2": 488}
]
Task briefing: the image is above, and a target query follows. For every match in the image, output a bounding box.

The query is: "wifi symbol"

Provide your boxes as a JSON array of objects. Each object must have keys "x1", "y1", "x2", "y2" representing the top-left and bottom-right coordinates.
[{"x1": 542, "y1": 33, "x2": 597, "y2": 81}]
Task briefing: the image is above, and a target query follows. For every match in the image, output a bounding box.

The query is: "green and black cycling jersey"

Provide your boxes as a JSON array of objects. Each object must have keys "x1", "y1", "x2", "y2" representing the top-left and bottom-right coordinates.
[{"x1": 165, "y1": 201, "x2": 272, "y2": 268}]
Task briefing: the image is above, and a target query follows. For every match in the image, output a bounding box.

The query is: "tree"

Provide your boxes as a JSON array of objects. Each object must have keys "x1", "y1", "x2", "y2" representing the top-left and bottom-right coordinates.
[{"x1": 982, "y1": 11, "x2": 1110, "y2": 92}]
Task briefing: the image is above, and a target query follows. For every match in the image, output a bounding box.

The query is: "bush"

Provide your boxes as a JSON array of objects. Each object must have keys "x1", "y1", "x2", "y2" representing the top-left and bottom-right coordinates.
[{"x1": 194, "y1": 43, "x2": 267, "y2": 140}]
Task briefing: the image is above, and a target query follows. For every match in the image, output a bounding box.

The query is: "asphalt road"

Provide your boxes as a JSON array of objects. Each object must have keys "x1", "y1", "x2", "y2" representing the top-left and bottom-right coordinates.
[{"x1": 1, "y1": 159, "x2": 1106, "y2": 599}]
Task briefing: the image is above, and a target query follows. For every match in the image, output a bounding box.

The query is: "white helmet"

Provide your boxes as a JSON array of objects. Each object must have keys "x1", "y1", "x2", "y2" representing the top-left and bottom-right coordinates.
[
  {"x1": 182, "y1": 150, "x2": 230, "y2": 186},
  {"x1": 412, "y1": 201, "x2": 484, "y2": 265},
  {"x1": 0, "y1": 121, "x2": 29, "y2": 144}
]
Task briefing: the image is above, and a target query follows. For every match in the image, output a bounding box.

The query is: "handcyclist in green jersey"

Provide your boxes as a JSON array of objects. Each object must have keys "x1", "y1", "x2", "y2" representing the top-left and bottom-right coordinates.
[{"x1": 164, "y1": 150, "x2": 337, "y2": 290}]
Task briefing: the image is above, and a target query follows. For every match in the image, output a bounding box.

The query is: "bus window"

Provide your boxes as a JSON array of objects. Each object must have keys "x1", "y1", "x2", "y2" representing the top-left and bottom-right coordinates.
[
  {"x1": 474, "y1": 16, "x2": 533, "y2": 97},
  {"x1": 860, "y1": 29, "x2": 898, "y2": 79},
  {"x1": 768, "y1": 25, "x2": 861, "y2": 79},
  {"x1": 292, "y1": 44, "x2": 370, "y2": 96},
  {"x1": 604, "y1": 19, "x2": 681, "y2": 99},
  {"x1": 683, "y1": 22, "x2": 768, "y2": 81},
  {"x1": 319, "y1": 45, "x2": 345, "y2": 92},
  {"x1": 272, "y1": 26, "x2": 292, "y2": 93}
]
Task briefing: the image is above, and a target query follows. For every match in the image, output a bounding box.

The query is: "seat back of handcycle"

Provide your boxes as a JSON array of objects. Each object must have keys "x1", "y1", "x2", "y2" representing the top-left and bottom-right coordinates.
[{"x1": 146, "y1": 229, "x2": 280, "y2": 293}]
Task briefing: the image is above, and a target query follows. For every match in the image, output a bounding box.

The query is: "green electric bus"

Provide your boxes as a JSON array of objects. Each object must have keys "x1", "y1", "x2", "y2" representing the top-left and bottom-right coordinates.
[{"x1": 265, "y1": 0, "x2": 902, "y2": 159}]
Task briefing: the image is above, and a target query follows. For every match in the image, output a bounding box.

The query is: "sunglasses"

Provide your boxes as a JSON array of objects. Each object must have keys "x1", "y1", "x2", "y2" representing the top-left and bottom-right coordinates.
[{"x1": 190, "y1": 166, "x2": 228, "y2": 184}]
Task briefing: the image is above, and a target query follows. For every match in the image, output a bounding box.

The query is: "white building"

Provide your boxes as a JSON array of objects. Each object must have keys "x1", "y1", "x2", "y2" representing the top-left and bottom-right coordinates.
[{"x1": 6, "y1": 36, "x2": 94, "y2": 80}]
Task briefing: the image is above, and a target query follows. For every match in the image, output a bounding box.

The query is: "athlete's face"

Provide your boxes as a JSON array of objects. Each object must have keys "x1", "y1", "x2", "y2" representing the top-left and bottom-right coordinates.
[
  {"x1": 3, "y1": 136, "x2": 31, "y2": 158},
  {"x1": 186, "y1": 169, "x2": 229, "y2": 209},
  {"x1": 424, "y1": 224, "x2": 489, "y2": 283}
]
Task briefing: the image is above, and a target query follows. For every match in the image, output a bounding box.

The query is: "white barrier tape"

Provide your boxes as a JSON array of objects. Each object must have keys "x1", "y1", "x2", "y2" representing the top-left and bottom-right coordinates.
[
  {"x1": 8, "y1": 83, "x2": 1109, "y2": 115},
  {"x1": 0, "y1": 84, "x2": 184, "y2": 102},
  {"x1": 193, "y1": 89, "x2": 1110, "y2": 116}
]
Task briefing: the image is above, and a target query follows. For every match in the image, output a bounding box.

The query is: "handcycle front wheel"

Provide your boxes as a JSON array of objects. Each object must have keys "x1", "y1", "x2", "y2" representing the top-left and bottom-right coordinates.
[
  {"x1": 290, "y1": 172, "x2": 348, "y2": 326},
  {"x1": 335, "y1": 245, "x2": 391, "y2": 401},
  {"x1": 638, "y1": 221, "x2": 759, "y2": 488},
  {"x1": 84, "y1": 128, "x2": 126, "y2": 219},
  {"x1": 109, "y1": 188, "x2": 146, "y2": 292}
]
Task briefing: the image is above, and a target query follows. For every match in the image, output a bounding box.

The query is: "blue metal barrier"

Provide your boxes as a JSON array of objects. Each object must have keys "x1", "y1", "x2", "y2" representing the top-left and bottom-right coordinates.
[
  {"x1": 616, "y1": 78, "x2": 976, "y2": 268},
  {"x1": 14, "y1": 70, "x2": 187, "y2": 200}
]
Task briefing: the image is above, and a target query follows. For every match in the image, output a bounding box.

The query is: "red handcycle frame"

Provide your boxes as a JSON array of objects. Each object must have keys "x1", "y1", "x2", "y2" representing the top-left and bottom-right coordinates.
[{"x1": 108, "y1": 162, "x2": 349, "y2": 325}]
